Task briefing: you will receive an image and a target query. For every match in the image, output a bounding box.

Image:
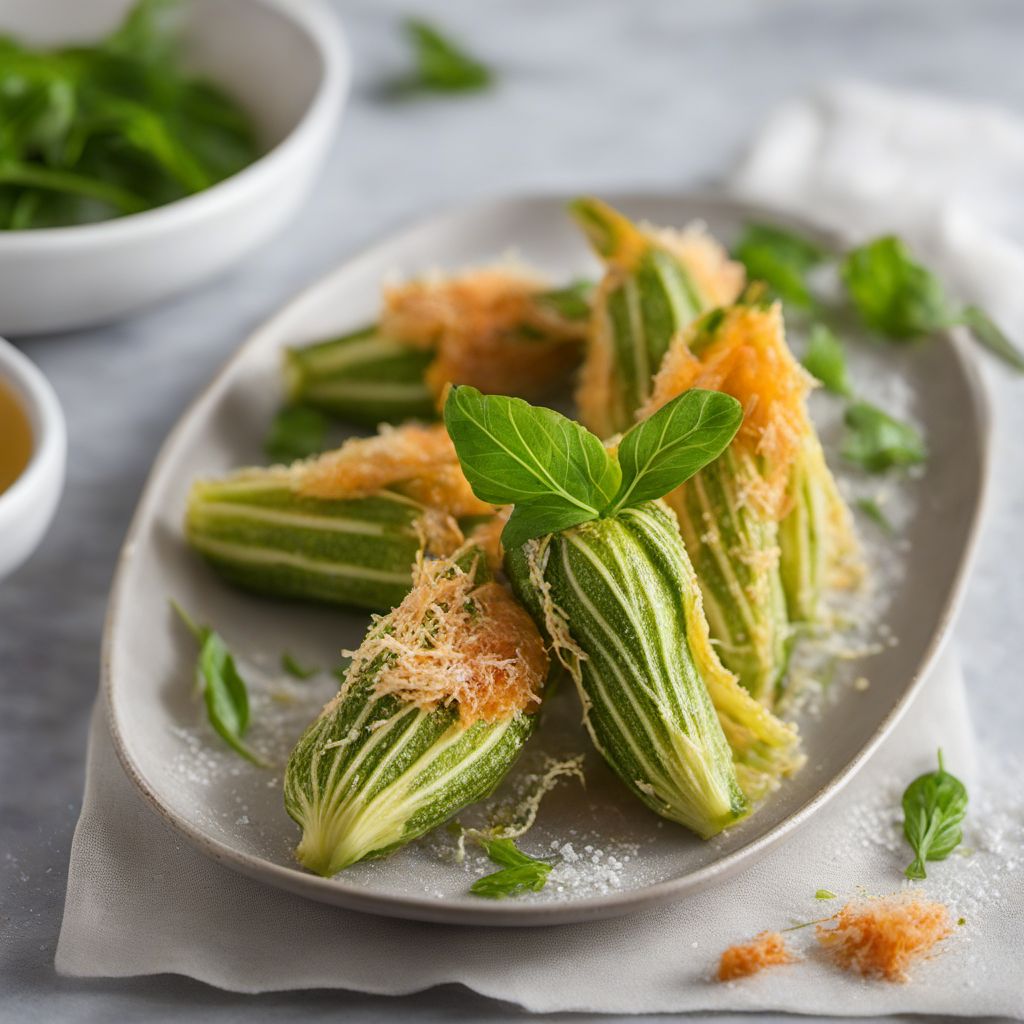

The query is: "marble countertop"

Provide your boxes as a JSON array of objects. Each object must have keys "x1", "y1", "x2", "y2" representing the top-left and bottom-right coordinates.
[{"x1": 3, "y1": 1, "x2": 1022, "y2": 1021}]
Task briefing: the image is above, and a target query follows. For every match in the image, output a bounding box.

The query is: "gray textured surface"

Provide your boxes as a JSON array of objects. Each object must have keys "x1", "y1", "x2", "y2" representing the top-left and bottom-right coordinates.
[{"x1": 1, "y1": 0, "x2": 1022, "y2": 1020}]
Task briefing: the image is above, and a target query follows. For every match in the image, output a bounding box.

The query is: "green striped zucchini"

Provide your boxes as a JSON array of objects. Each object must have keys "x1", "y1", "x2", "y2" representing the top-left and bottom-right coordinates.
[
  {"x1": 779, "y1": 434, "x2": 857, "y2": 623},
  {"x1": 285, "y1": 326, "x2": 436, "y2": 426},
  {"x1": 506, "y1": 500, "x2": 749, "y2": 839},
  {"x1": 667, "y1": 448, "x2": 790, "y2": 704},
  {"x1": 570, "y1": 197, "x2": 740, "y2": 438},
  {"x1": 284, "y1": 550, "x2": 544, "y2": 876},
  {"x1": 185, "y1": 472, "x2": 426, "y2": 611}
]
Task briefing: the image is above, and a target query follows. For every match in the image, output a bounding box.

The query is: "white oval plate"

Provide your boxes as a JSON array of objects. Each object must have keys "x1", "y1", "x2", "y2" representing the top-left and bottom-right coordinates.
[{"x1": 105, "y1": 193, "x2": 989, "y2": 926}]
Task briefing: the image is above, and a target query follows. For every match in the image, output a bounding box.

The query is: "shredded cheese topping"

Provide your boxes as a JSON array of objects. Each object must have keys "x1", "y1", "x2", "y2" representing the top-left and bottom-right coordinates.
[
  {"x1": 644, "y1": 302, "x2": 813, "y2": 519},
  {"x1": 380, "y1": 265, "x2": 585, "y2": 402},
  {"x1": 816, "y1": 893, "x2": 953, "y2": 982},
  {"x1": 294, "y1": 422, "x2": 493, "y2": 519},
  {"x1": 717, "y1": 931, "x2": 796, "y2": 981},
  {"x1": 345, "y1": 554, "x2": 548, "y2": 726}
]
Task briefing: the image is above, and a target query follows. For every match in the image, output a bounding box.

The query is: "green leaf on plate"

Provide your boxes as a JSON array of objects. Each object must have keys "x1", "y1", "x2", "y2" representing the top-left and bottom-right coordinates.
[
  {"x1": 264, "y1": 405, "x2": 330, "y2": 464},
  {"x1": 841, "y1": 236, "x2": 953, "y2": 339},
  {"x1": 855, "y1": 496, "x2": 893, "y2": 532},
  {"x1": 802, "y1": 323, "x2": 853, "y2": 396},
  {"x1": 172, "y1": 601, "x2": 267, "y2": 766},
  {"x1": 281, "y1": 651, "x2": 318, "y2": 680},
  {"x1": 469, "y1": 837, "x2": 553, "y2": 899},
  {"x1": 842, "y1": 401, "x2": 926, "y2": 473},
  {"x1": 608, "y1": 389, "x2": 743, "y2": 514},
  {"x1": 734, "y1": 223, "x2": 827, "y2": 308}
]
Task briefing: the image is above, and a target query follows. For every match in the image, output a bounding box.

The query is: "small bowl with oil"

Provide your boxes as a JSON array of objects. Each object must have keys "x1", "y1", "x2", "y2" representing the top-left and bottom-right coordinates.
[{"x1": 0, "y1": 338, "x2": 66, "y2": 579}]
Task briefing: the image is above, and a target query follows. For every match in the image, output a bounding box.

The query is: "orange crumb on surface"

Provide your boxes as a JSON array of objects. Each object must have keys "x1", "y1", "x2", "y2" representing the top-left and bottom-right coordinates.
[
  {"x1": 717, "y1": 931, "x2": 796, "y2": 982},
  {"x1": 816, "y1": 893, "x2": 953, "y2": 982},
  {"x1": 381, "y1": 266, "x2": 585, "y2": 402}
]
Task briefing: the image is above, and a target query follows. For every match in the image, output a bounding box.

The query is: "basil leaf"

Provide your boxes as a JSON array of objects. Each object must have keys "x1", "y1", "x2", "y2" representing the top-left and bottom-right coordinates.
[
  {"x1": 470, "y1": 838, "x2": 553, "y2": 899},
  {"x1": 502, "y1": 497, "x2": 602, "y2": 550},
  {"x1": 841, "y1": 236, "x2": 953, "y2": 339},
  {"x1": 608, "y1": 389, "x2": 742, "y2": 514},
  {"x1": 734, "y1": 223, "x2": 826, "y2": 308},
  {"x1": 173, "y1": 602, "x2": 267, "y2": 767},
  {"x1": 815, "y1": 889, "x2": 838, "y2": 900},
  {"x1": 534, "y1": 279, "x2": 594, "y2": 321},
  {"x1": 265, "y1": 405, "x2": 330, "y2": 464},
  {"x1": 842, "y1": 401, "x2": 926, "y2": 472},
  {"x1": 281, "y1": 652, "x2": 318, "y2": 680},
  {"x1": 957, "y1": 305, "x2": 1024, "y2": 373},
  {"x1": 802, "y1": 323, "x2": 852, "y2": 396},
  {"x1": 401, "y1": 18, "x2": 492, "y2": 94},
  {"x1": 902, "y1": 749, "x2": 968, "y2": 880},
  {"x1": 855, "y1": 496, "x2": 893, "y2": 533},
  {"x1": 444, "y1": 385, "x2": 620, "y2": 544}
]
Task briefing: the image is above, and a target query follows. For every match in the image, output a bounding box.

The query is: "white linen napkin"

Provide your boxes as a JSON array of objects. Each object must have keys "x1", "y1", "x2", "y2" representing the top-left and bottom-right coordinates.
[{"x1": 56, "y1": 83, "x2": 1024, "y2": 1015}]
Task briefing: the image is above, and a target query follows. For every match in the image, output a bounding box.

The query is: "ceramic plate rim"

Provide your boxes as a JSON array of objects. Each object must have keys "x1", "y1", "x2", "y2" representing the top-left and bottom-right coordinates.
[{"x1": 102, "y1": 190, "x2": 992, "y2": 926}]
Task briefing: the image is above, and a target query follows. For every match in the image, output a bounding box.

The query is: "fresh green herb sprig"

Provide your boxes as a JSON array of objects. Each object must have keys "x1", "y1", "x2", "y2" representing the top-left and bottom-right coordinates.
[
  {"x1": 395, "y1": 18, "x2": 492, "y2": 95},
  {"x1": 444, "y1": 384, "x2": 743, "y2": 548},
  {"x1": 470, "y1": 837, "x2": 553, "y2": 899},
  {"x1": 841, "y1": 236, "x2": 1024, "y2": 371},
  {"x1": 855, "y1": 496, "x2": 893, "y2": 532},
  {"x1": 172, "y1": 601, "x2": 266, "y2": 766},
  {"x1": 733, "y1": 223, "x2": 827, "y2": 309},
  {"x1": 0, "y1": 0, "x2": 259, "y2": 231},
  {"x1": 264, "y1": 405, "x2": 330, "y2": 464},
  {"x1": 802, "y1": 323, "x2": 853, "y2": 397},
  {"x1": 902, "y1": 749, "x2": 968, "y2": 880},
  {"x1": 842, "y1": 401, "x2": 926, "y2": 473}
]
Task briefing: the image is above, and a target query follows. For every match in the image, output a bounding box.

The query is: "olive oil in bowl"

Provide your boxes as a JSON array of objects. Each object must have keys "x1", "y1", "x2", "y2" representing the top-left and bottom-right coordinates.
[{"x1": 0, "y1": 377, "x2": 33, "y2": 494}]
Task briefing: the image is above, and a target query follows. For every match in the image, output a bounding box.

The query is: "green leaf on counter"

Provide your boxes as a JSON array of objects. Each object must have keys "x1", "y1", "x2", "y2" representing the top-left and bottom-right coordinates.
[
  {"x1": 401, "y1": 18, "x2": 492, "y2": 94},
  {"x1": 815, "y1": 889, "x2": 838, "y2": 900},
  {"x1": 957, "y1": 305, "x2": 1024, "y2": 372},
  {"x1": 802, "y1": 323, "x2": 853, "y2": 396},
  {"x1": 902, "y1": 749, "x2": 968, "y2": 880},
  {"x1": 264, "y1": 405, "x2": 330, "y2": 464},
  {"x1": 842, "y1": 401, "x2": 926, "y2": 473}
]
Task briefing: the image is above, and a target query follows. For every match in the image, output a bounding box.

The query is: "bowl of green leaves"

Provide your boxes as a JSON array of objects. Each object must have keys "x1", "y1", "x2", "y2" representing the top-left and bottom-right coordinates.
[{"x1": 0, "y1": 0, "x2": 348, "y2": 335}]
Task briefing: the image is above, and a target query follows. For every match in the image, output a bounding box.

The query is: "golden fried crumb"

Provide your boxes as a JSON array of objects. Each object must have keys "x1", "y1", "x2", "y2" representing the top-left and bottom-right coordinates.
[
  {"x1": 344, "y1": 554, "x2": 548, "y2": 726},
  {"x1": 816, "y1": 893, "x2": 953, "y2": 982},
  {"x1": 717, "y1": 931, "x2": 796, "y2": 981},
  {"x1": 381, "y1": 266, "x2": 584, "y2": 402},
  {"x1": 645, "y1": 303, "x2": 812, "y2": 518},
  {"x1": 294, "y1": 422, "x2": 493, "y2": 519}
]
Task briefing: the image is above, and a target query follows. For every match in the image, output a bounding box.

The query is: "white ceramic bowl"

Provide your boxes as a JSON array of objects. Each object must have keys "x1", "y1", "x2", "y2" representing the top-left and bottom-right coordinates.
[
  {"x1": 0, "y1": 0, "x2": 349, "y2": 336},
  {"x1": 0, "y1": 338, "x2": 66, "y2": 579}
]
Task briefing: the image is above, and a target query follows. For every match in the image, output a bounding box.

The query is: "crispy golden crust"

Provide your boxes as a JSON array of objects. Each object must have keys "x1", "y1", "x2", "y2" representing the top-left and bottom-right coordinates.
[
  {"x1": 381, "y1": 266, "x2": 585, "y2": 402},
  {"x1": 346, "y1": 556, "x2": 548, "y2": 726},
  {"x1": 294, "y1": 423, "x2": 493, "y2": 519},
  {"x1": 644, "y1": 303, "x2": 812, "y2": 518}
]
